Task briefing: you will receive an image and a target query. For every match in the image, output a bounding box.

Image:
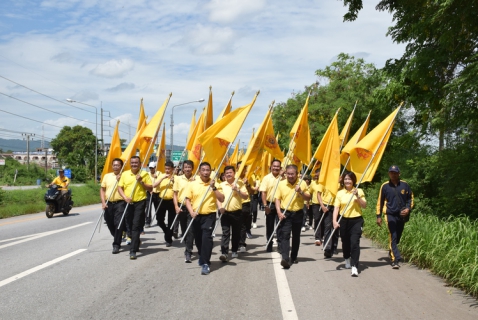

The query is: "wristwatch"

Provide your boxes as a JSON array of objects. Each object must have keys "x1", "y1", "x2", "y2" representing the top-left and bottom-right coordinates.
[{"x1": 212, "y1": 186, "x2": 217, "y2": 191}]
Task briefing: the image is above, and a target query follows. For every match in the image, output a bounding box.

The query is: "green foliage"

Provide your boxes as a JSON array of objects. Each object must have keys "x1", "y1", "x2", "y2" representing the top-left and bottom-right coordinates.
[
  {"x1": 0, "y1": 157, "x2": 52, "y2": 185},
  {"x1": 362, "y1": 185, "x2": 478, "y2": 297},
  {"x1": 0, "y1": 182, "x2": 100, "y2": 219},
  {"x1": 50, "y1": 125, "x2": 98, "y2": 179}
]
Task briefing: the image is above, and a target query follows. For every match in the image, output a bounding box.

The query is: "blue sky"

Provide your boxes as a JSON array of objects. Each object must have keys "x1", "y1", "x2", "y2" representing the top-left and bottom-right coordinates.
[{"x1": 0, "y1": 0, "x2": 405, "y2": 150}]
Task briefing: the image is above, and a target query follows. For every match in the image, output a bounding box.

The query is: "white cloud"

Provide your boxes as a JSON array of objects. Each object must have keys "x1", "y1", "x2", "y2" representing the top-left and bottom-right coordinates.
[
  {"x1": 206, "y1": 0, "x2": 266, "y2": 24},
  {"x1": 176, "y1": 25, "x2": 236, "y2": 55},
  {"x1": 106, "y1": 82, "x2": 135, "y2": 92},
  {"x1": 89, "y1": 59, "x2": 134, "y2": 78}
]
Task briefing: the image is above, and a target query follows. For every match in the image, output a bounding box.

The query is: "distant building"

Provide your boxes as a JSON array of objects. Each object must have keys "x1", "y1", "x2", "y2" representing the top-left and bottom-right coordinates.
[{"x1": 2, "y1": 149, "x2": 58, "y2": 169}]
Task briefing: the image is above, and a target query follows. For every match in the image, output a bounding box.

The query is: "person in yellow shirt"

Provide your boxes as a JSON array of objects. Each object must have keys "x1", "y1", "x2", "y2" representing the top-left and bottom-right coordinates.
[
  {"x1": 145, "y1": 161, "x2": 159, "y2": 228},
  {"x1": 218, "y1": 165, "x2": 248, "y2": 262},
  {"x1": 275, "y1": 164, "x2": 311, "y2": 269},
  {"x1": 172, "y1": 160, "x2": 195, "y2": 263},
  {"x1": 152, "y1": 160, "x2": 176, "y2": 247},
  {"x1": 259, "y1": 159, "x2": 283, "y2": 253},
  {"x1": 185, "y1": 162, "x2": 224, "y2": 275},
  {"x1": 48, "y1": 169, "x2": 71, "y2": 210},
  {"x1": 117, "y1": 156, "x2": 153, "y2": 260},
  {"x1": 100, "y1": 158, "x2": 125, "y2": 254},
  {"x1": 333, "y1": 171, "x2": 366, "y2": 277}
]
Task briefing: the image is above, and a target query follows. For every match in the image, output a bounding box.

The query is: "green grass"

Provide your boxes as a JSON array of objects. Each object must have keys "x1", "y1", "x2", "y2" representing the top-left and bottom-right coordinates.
[
  {"x1": 0, "y1": 182, "x2": 100, "y2": 219},
  {"x1": 362, "y1": 185, "x2": 478, "y2": 298}
]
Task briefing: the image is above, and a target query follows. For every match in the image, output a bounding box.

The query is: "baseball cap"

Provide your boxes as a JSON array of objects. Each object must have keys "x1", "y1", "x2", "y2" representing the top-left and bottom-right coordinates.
[
  {"x1": 148, "y1": 162, "x2": 156, "y2": 168},
  {"x1": 388, "y1": 165, "x2": 400, "y2": 173}
]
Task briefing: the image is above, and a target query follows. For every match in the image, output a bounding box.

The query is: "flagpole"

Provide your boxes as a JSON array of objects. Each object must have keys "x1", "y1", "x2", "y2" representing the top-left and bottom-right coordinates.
[
  {"x1": 180, "y1": 143, "x2": 233, "y2": 243},
  {"x1": 339, "y1": 101, "x2": 357, "y2": 151},
  {"x1": 117, "y1": 93, "x2": 172, "y2": 229},
  {"x1": 323, "y1": 105, "x2": 402, "y2": 250}
]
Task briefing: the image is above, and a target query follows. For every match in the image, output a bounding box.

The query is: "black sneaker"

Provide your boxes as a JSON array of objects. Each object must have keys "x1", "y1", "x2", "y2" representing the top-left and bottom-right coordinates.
[
  {"x1": 281, "y1": 259, "x2": 290, "y2": 269},
  {"x1": 324, "y1": 250, "x2": 332, "y2": 258},
  {"x1": 165, "y1": 242, "x2": 172, "y2": 247},
  {"x1": 130, "y1": 252, "x2": 137, "y2": 260},
  {"x1": 173, "y1": 232, "x2": 179, "y2": 239},
  {"x1": 391, "y1": 261, "x2": 400, "y2": 269},
  {"x1": 185, "y1": 253, "x2": 192, "y2": 263},
  {"x1": 112, "y1": 246, "x2": 120, "y2": 254}
]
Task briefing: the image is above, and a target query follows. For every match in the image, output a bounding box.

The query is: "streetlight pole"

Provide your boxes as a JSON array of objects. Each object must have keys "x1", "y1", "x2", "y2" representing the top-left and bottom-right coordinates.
[
  {"x1": 66, "y1": 99, "x2": 98, "y2": 183},
  {"x1": 170, "y1": 99, "x2": 204, "y2": 160}
]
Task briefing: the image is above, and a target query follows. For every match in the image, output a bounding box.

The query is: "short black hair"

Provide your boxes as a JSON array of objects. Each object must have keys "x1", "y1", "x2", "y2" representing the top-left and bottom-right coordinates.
[
  {"x1": 199, "y1": 162, "x2": 211, "y2": 169},
  {"x1": 112, "y1": 158, "x2": 123, "y2": 167},
  {"x1": 182, "y1": 160, "x2": 194, "y2": 169},
  {"x1": 224, "y1": 165, "x2": 235, "y2": 173},
  {"x1": 165, "y1": 160, "x2": 174, "y2": 168}
]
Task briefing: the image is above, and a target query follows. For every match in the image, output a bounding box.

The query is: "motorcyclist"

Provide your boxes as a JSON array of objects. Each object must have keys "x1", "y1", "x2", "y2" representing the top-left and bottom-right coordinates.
[{"x1": 48, "y1": 169, "x2": 70, "y2": 209}]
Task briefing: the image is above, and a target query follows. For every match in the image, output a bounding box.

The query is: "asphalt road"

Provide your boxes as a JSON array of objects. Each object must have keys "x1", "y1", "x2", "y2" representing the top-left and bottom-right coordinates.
[{"x1": 0, "y1": 205, "x2": 477, "y2": 320}]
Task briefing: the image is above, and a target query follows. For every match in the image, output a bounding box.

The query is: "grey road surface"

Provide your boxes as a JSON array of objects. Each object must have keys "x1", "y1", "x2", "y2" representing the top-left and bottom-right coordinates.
[{"x1": 0, "y1": 205, "x2": 476, "y2": 320}]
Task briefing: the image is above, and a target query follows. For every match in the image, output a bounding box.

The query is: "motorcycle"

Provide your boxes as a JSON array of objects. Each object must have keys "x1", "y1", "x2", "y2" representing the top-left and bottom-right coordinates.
[{"x1": 44, "y1": 184, "x2": 74, "y2": 218}]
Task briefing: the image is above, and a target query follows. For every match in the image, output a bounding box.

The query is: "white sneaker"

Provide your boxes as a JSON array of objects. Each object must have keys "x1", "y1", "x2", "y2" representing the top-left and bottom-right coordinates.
[
  {"x1": 301, "y1": 227, "x2": 306, "y2": 232},
  {"x1": 351, "y1": 266, "x2": 358, "y2": 277},
  {"x1": 345, "y1": 258, "x2": 351, "y2": 269},
  {"x1": 239, "y1": 246, "x2": 246, "y2": 253},
  {"x1": 252, "y1": 223, "x2": 257, "y2": 229},
  {"x1": 231, "y1": 252, "x2": 238, "y2": 258}
]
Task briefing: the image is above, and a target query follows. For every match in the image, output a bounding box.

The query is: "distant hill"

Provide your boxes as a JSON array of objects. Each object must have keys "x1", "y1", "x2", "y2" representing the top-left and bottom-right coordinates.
[{"x1": 0, "y1": 138, "x2": 50, "y2": 152}]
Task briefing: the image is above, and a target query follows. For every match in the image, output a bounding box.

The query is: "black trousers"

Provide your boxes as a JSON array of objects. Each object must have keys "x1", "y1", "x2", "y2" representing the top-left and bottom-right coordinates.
[
  {"x1": 124, "y1": 199, "x2": 146, "y2": 253},
  {"x1": 178, "y1": 206, "x2": 194, "y2": 254},
  {"x1": 251, "y1": 194, "x2": 259, "y2": 223},
  {"x1": 302, "y1": 205, "x2": 313, "y2": 227},
  {"x1": 279, "y1": 210, "x2": 304, "y2": 262},
  {"x1": 105, "y1": 201, "x2": 126, "y2": 247},
  {"x1": 239, "y1": 202, "x2": 251, "y2": 247},
  {"x1": 311, "y1": 204, "x2": 324, "y2": 240},
  {"x1": 339, "y1": 216, "x2": 363, "y2": 267},
  {"x1": 323, "y1": 206, "x2": 339, "y2": 252},
  {"x1": 156, "y1": 198, "x2": 175, "y2": 243},
  {"x1": 385, "y1": 214, "x2": 405, "y2": 262},
  {"x1": 146, "y1": 192, "x2": 159, "y2": 225},
  {"x1": 265, "y1": 202, "x2": 278, "y2": 252},
  {"x1": 220, "y1": 209, "x2": 243, "y2": 254},
  {"x1": 193, "y1": 213, "x2": 216, "y2": 265}
]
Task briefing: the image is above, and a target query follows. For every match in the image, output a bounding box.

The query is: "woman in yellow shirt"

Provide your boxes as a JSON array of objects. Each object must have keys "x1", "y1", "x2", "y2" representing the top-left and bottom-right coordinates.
[{"x1": 332, "y1": 171, "x2": 366, "y2": 277}]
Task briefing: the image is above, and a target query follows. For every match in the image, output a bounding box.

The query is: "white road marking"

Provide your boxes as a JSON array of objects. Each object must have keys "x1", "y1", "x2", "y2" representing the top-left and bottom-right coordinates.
[
  {"x1": 0, "y1": 222, "x2": 92, "y2": 250},
  {"x1": 271, "y1": 252, "x2": 299, "y2": 320},
  {"x1": 0, "y1": 249, "x2": 87, "y2": 288}
]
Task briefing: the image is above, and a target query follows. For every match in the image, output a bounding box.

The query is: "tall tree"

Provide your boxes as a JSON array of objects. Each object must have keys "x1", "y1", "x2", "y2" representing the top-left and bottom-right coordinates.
[{"x1": 50, "y1": 125, "x2": 98, "y2": 174}]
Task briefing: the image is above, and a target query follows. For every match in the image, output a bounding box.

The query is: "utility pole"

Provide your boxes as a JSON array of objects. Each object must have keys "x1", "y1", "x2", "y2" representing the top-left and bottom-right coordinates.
[{"x1": 22, "y1": 133, "x2": 35, "y2": 170}]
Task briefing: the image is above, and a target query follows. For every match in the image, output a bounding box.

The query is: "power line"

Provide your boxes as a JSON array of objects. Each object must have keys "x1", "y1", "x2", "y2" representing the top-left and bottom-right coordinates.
[
  {"x1": 0, "y1": 91, "x2": 97, "y2": 126},
  {"x1": 0, "y1": 108, "x2": 63, "y2": 129}
]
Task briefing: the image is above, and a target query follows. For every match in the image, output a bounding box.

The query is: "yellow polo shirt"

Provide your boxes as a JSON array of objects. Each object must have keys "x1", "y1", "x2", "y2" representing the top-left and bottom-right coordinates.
[
  {"x1": 275, "y1": 179, "x2": 309, "y2": 212},
  {"x1": 318, "y1": 183, "x2": 335, "y2": 206},
  {"x1": 259, "y1": 173, "x2": 281, "y2": 202},
  {"x1": 220, "y1": 180, "x2": 247, "y2": 211},
  {"x1": 118, "y1": 170, "x2": 152, "y2": 202},
  {"x1": 173, "y1": 174, "x2": 193, "y2": 204},
  {"x1": 149, "y1": 171, "x2": 160, "y2": 193},
  {"x1": 101, "y1": 172, "x2": 123, "y2": 202},
  {"x1": 52, "y1": 176, "x2": 69, "y2": 190},
  {"x1": 334, "y1": 188, "x2": 366, "y2": 218},
  {"x1": 309, "y1": 180, "x2": 320, "y2": 205},
  {"x1": 185, "y1": 178, "x2": 223, "y2": 214},
  {"x1": 157, "y1": 174, "x2": 175, "y2": 200}
]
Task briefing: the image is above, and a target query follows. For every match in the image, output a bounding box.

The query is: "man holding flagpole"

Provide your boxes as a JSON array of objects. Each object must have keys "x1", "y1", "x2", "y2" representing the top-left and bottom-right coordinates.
[
  {"x1": 153, "y1": 160, "x2": 176, "y2": 247},
  {"x1": 275, "y1": 164, "x2": 311, "y2": 269},
  {"x1": 185, "y1": 162, "x2": 225, "y2": 275}
]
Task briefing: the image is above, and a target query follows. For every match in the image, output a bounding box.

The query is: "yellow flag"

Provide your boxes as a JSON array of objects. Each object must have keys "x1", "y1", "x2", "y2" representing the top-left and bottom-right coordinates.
[
  {"x1": 101, "y1": 121, "x2": 122, "y2": 180},
  {"x1": 121, "y1": 121, "x2": 146, "y2": 171},
  {"x1": 217, "y1": 92, "x2": 234, "y2": 120},
  {"x1": 236, "y1": 103, "x2": 272, "y2": 179},
  {"x1": 141, "y1": 95, "x2": 170, "y2": 140},
  {"x1": 230, "y1": 142, "x2": 240, "y2": 166},
  {"x1": 339, "y1": 108, "x2": 354, "y2": 147},
  {"x1": 199, "y1": 94, "x2": 257, "y2": 170},
  {"x1": 205, "y1": 87, "x2": 214, "y2": 129},
  {"x1": 238, "y1": 147, "x2": 244, "y2": 162},
  {"x1": 136, "y1": 98, "x2": 146, "y2": 133},
  {"x1": 318, "y1": 115, "x2": 341, "y2": 198},
  {"x1": 187, "y1": 110, "x2": 205, "y2": 170},
  {"x1": 289, "y1": 94, "x2": 311, "y2": 165},
  {"x1": 349, "y1": 106, "x2": 401, "y2": 182},
  {"x1": 312, "y1": 109, "x2": 340, "y2": 161},
  {"x1": 155, "y1": 123, "x2": 166, "y2": 172},
  {"x1": 263, "y1": 115, "x2": 284, "y2": 160},
  {"x1": 341, "y1": 110, "x2": 371, "y2": 168}
]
